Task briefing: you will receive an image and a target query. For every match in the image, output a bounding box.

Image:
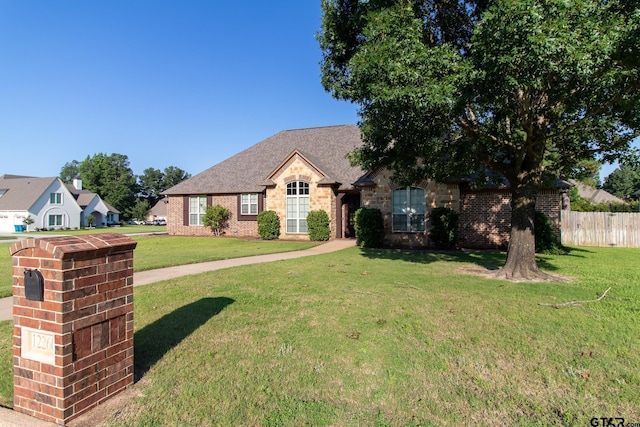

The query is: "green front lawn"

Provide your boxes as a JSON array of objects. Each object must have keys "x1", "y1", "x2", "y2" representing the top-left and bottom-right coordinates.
[
  {"x1": 1, "y1": 245, "x2": 638, "y2": 425},
  {"x1": 0, "y1": 236, "x2": 317, "y2": 298}
]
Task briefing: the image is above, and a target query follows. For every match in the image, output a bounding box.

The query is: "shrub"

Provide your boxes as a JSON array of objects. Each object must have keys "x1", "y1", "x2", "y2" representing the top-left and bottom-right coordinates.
[
  {"x1": 353, "y1": 207, "x2": 384, "y2": 248},
  {"x1": 257, "y1": 210, "x2": 280, "y2": 240},
  {"x1": 428, "y1": 207, "x2": 459, "y2": 250},
  {"x1": 204, "y1": 204, "x2": 231, "y2": 236},
  {"x1": 535, "y1": 211, "x2": 567, "y2": 255},
  {"x1": 307, "y1": 210, "x2": 330, "y2": 241}
]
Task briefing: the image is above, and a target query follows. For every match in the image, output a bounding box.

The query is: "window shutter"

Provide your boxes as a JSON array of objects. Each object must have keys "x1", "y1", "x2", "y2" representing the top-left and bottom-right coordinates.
[
  {"x1": 258, "y1": 193, "x2": 264, "y2": 212},
  {"x1": 183, "y1": 196, "x2": 189, "y2": 226}
]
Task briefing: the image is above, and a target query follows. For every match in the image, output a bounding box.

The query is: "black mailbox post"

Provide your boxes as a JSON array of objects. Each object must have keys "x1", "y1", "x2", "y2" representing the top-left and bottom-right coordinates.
[{"x1": 24, "y1": 269, "x2": 44, "y2": 301}]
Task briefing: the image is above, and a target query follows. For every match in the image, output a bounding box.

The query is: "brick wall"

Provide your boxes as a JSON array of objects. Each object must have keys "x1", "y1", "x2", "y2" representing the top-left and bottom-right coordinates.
[
  {"x1": 10, "y1": 233, "x2": 137, "y2": 425},
  {"x1": 459, "y1": 188, "x2": 562, "y2": 249},
  {"x1": 166, "y1": 195, "x2": 259, "y2": 238}
]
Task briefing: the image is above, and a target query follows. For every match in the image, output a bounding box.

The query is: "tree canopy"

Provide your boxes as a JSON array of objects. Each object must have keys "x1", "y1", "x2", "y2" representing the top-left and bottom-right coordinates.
[
  {"x1": 138, "y1": 166, "x2": 191, "y2": 207},
  {"x1": 60, "y1": 153, "x2": 191, "y2": 219},
  {"x1": 319, "y1": 0, "x2": 640, "y2": 279},
  {"x1": 602, "y1": 151, "x2": 640, "y2": 199},
  {"x1": 77, "y1": 153, "x2": 138, "y2": 215}
]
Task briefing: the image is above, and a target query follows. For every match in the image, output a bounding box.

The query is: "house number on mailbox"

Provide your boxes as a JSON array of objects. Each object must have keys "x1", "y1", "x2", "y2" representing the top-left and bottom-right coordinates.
[{"x1": 21, "y1": 327, "x2": 55, "y2": 365}]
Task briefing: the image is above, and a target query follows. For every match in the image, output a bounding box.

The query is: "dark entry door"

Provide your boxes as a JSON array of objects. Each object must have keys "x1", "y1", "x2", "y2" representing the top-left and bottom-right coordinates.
[{"x1": 342, "y1": 193, "x2": 360, "y2": 238}]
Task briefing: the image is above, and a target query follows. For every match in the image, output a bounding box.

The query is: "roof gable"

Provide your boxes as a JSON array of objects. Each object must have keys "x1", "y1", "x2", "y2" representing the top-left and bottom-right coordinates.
[
  {"x1": 266, "y1": 150, "x2": 340, "y2": 185},
  {"x1": 163, "y1": 125, "x2": 366, "y2": 195},
  {"x1": 0, "y1": 176, "x2": 59, "y2": 210}
]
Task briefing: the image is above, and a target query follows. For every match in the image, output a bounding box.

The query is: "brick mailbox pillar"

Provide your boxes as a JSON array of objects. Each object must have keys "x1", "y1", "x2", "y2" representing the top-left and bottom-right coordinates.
[{"x1": 10, "y1": 233, "x2": 137, "y2": 425}]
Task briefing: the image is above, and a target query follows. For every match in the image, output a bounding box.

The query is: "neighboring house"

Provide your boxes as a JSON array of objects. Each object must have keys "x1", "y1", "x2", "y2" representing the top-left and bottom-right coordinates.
[
  {"x1": 146, "y1": 199, "x2": 168, "y2": 223},
  {"x1": 569, "y1": 180, "x2": 626, "y2": 205},
  {"x1": 0, "y1": 175, "x2": 119, "y2": 233},
  {"x1": 66, "y1": 178, "x2": 120, "y2": 227},
  {"x1": 162, "y1": 125, "x2": 566, "y2": 249}
]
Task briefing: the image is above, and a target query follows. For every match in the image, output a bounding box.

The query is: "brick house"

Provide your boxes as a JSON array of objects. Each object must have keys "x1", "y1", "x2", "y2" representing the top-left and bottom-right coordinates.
[{"x1": 162, "y1": 124, "x2": 566, "y2": 249}]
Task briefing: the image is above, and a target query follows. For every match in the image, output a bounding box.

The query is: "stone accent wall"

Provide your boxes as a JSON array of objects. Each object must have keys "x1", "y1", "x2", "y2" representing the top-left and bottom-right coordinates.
[
  {"x1": 10, "y1": 234, "x2": 137, "y2": 425},
  {"x1": 265, "y1": 156, "x2": 336, "y2": 241},
  {"x1": 360, "y1": 170, "x2": 461, "y2": 248},
  {"x1": 459, "y1": 188, "x2": 562, "y2": 249}
]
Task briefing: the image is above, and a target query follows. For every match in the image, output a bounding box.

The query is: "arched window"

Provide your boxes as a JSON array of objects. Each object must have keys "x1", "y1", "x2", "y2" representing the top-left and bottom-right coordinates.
[
  {"x1": 286, "y1": 181, "x2": 310, "y2": 233},
  {"x1": 392, "y1": 187, "x2": 426, "y2": 232}
]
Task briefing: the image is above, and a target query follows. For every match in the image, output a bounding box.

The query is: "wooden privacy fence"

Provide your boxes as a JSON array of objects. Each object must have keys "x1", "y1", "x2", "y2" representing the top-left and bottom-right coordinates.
[{"x1": 561, "y1": 211, "x2": 640, "y2": 247}]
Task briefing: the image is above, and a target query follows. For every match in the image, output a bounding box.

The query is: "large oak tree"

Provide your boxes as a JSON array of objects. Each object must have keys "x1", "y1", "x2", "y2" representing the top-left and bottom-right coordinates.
[{"x1": 319, "y1": 0, "x2": 640, "y2": 279}]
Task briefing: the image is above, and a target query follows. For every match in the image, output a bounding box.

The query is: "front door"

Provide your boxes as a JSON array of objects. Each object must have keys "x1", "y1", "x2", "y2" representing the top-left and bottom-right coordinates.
[{"x1": 342, "y1": 193, "x2": 360, "y2": 238}]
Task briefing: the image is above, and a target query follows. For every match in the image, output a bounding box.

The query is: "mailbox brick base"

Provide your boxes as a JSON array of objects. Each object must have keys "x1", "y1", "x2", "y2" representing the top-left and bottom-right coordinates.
[{"x1": 10, "y1": 233, "x2": 137, "y2": 425}]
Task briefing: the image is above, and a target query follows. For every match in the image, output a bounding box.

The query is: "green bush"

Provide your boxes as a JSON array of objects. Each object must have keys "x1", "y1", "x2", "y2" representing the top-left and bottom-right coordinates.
[
  {"x1": 353, "y1": 207, "x2": 385, "y2": 248},
  {"x1": 535, "y1": 211, "x2": 567, "y2": 255},
  {"x1": 257, "y1": 210, "x2": 280, "y2": 240},
  {"x1": 428, "y1": 207, "x2": 459, "y2": 250},
  {"x1": 204, "y1": 204, "x2": 231, "y2": 236},
  {"x1": 307, "y1": 210, "x2": 330, "y2": 241}
]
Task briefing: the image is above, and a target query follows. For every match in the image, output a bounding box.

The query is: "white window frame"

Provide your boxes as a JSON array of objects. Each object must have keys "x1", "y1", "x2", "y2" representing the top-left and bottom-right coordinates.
[
  {"x1": 49, "y1": 192, "x2": 62, "y2": 204},
  {"x1": 189, "y1": 195, "x2": 207, "y2": 226},
  {"x1": 286, "y1": 181, "x2": 309, "y2": 234},
  {"x1": 241, "y1": 193, "x2": 259, "y2": 215},
  {"x1": 392, "y1": 187, "x2": 426, "y2": 232}
]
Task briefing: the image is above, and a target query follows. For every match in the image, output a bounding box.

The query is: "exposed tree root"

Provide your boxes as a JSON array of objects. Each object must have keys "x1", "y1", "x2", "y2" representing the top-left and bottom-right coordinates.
[
  {"x1": 458, "y1": 266, "x2": 570, "y2": 283},
  {"x1": 491, "y1": 266, "x2": 558, "y2": 282}
]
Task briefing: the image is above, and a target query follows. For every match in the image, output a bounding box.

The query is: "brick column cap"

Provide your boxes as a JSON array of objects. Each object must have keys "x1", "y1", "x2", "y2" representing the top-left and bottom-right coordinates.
[{"x1": 9, "y1": 233, "x2": 137, "y2": 260}]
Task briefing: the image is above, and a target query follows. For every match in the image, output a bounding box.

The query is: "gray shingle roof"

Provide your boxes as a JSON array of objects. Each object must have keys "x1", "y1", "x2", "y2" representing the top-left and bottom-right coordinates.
[
  {"x1": 66, "y1": 184, "x2": 97, "y2": 207},
  {"x1": 570, "y1": 180, "x2": 625, "y2": 204},
  {"x1": 163, "y1": 125, "x2": 366, "y2": 195},
  {"x1": 0, "y1": 175, "x2": 58, "y2": 210}
]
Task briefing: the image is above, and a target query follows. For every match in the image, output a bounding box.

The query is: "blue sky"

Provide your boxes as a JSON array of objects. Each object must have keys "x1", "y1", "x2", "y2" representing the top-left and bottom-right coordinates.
[
  {"x1": 0, "y1": 1, "x2": 359, "y2": 178},
  {"x1": 0, "y1": 1, "x2": 630, "y2": 182}
]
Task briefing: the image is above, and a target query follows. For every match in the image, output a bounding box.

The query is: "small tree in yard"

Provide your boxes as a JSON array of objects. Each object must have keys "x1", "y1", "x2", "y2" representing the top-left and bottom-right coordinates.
[
  {"x1": 22, "y1": 215, "x2": 34, "y2": 232},
  {"x1": 86, "y1": 213, "x2": 95, "y2": 228},
  {"x1": 204, "y1": 204, "x2": 231, "y2": 236}
]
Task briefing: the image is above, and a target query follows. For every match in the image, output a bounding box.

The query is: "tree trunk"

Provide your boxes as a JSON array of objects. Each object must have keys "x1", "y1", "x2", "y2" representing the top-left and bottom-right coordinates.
[{"x1": 495, "y1": 177, "x2": 550, "y2": 280}]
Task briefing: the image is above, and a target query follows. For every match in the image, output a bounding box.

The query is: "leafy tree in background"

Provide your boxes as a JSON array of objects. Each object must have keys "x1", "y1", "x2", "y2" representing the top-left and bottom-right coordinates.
[
  {"x1": 128, "y1": 199, "x2": 151, "y2": 222},
  {"x1": 138, "y1": 166, "x2": 191, "y2": 207},
  {"x1": 138, "y1": 168, "x2": 165, "y2": 206},
  {"x1": 569, "y1": 159, "x2": 602, "y2": 189},
  {"x1": 319, "y1": 0, "x2": 640, "y2": 279},
  {"x1": 59, "y1": 160, "x2": 80, "y2": 184},
  {"x1": 162, "y1": 166, "x2": 191, "y2": 189},
  {"x1": 78, "y1": 153, "x2": 138, "y2": 215},
  {"x1": 602, "y1": 152, "x2": 640, "y2": 199},
  {"x1": 61, "y1": 154, "x2": 190, "y2": 219}
]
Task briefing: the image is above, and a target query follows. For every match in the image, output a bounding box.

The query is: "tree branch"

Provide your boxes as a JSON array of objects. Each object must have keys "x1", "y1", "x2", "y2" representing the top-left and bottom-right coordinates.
[
  {"x1": 538, "y1": 287, "x2": 611, "y2": 308},
  {"x1": 547, "y1": 78, "x2": 640, "y2": 141}
]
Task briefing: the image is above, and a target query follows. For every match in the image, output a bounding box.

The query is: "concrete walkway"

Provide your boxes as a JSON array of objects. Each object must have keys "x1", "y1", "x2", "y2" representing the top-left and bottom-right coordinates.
[{"x1": 0, "y1": 239, "x2": 355, "y2": 427}]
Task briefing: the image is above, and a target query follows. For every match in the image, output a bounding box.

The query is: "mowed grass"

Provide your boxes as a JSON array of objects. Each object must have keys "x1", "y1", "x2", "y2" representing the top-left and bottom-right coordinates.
[
  {"x1": 0, "y1": 244, "x2": 638, "y2": 424},
  {"x1": 52, "y1": 247, "x2": 640, "y2": 424},
  {"x1": 0, "y1": 236, "x2": 317, "y2": 298}
]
